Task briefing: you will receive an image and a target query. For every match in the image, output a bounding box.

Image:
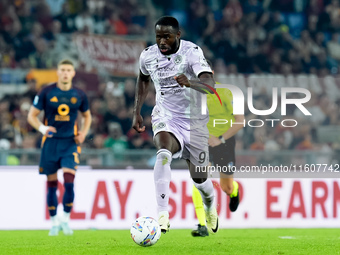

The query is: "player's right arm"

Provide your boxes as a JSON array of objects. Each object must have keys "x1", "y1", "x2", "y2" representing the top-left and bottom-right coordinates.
[
  {"x1": 27, "y1": 106, "x2": 56, "y2": 137},
  {"x1": 27, "y1": 90, "x2": 56, "y2": 137},
  {"x1": 132, "y1": 71, "x2": 151, "y2": 133}
]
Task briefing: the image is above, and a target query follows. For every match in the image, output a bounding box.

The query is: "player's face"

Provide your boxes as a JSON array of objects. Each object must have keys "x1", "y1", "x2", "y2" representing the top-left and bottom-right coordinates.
[
  {"x1": 57, "y1": 64, "x2": 75, "y2": 84},
  {"x1": 155, "y1": 25, "x2": 180, "y2": 55}
]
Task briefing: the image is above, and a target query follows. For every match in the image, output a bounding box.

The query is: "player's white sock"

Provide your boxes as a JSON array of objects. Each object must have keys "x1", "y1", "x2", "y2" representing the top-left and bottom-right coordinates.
[
  {"x1": 193, "y1": 179, "x2": 215, "y2": 210},
  {"x1": 50, "y1": 215, "x2": 59, "y2": 226},
  {"x1": 61, "y1": 211, "x2": 71, "y2": 223},
  {"x1": 154, "y1": 149, "x2": 172, "y2": 213}
]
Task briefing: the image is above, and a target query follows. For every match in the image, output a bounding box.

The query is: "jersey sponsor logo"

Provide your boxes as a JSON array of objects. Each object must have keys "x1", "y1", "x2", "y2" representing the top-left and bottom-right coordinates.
[
  {"x1": 54, "y1": 115, "x2": 70, "y2": 121},
  {"x1": 33, "y1": 96, "x2": 39, "y2": 105},
  {"x1": 50, "y1": 96, "x2": 58, "y2": 102},
  {"x1": 174, "y1": 55, "x2": 182, "y2": 65},
  {"x1": 158, "y1": 67, "x2": 175, "y2": 72},
  {"x1": 159, "y1": 77, "x2": 178, "y2": 86},
  {"x1": 161, "y1": 88, "x2": 183, "y2": 96},
  {"x1": 71, "y1": 97, "x2": 77, "y2": 104},
  {"x1": 55, "y1": 115, "x2": 70, "y2": 121},
  {"x1": 158, "y1": 72, "x2": 172, "y2": 77},
  {"x1": 157, "y1": 66, "x2": 177, "y2": 79},
  {"x1": 57, "y1": 104, "x2": 70, "y2": 116},
  {"x1": 55, "y1": 104, "x2": 70, "y2": 121},
  {"x1": 173, "y1": 88, "x2": 183, "y2": 95}
]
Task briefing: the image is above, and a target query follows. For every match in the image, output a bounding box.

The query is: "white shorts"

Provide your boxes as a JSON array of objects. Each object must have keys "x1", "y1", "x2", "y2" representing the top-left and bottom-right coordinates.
[{"x1": 152, "y1": 115, "x2": 209, "y2": 167}]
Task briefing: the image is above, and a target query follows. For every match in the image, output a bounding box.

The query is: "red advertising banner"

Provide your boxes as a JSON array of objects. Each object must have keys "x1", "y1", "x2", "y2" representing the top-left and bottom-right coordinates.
[{"x1": 73, "y1": 34, "x2": 146, "y2": 77}]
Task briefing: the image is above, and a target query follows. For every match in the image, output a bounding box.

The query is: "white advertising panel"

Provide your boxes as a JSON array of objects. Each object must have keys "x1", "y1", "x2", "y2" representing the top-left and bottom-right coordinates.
[{"x1": 0, "y1": 167, "x2": 339, "y2": 229}]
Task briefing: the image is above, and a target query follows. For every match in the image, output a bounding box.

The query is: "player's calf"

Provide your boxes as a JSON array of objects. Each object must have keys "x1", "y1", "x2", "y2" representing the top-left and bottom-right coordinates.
[
  {"x1": 47, "y1": 180, "x2": 60, "y2": 236},
  {"x1": 47, "y1": 180, "x2": 58, "y2": 217},
  {"x1": 61, "y1": 172, "x2": 75, "y2": 235}
]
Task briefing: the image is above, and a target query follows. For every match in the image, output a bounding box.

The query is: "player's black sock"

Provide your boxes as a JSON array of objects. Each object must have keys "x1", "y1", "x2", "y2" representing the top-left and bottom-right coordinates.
[
  {"x1": 47, "y1": 180, "x2": 58, "y2": 217},
  {"x1": 63, "y1": 173, "x2": 75, "y2": 213}
]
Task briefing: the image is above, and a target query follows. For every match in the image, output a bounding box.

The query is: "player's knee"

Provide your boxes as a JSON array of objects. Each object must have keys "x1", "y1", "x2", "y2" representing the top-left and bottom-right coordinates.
[
  {"x1": 47, "y1": 173, "x2": 58, "y2": 182},
  {"x1": 63, "y1": 173, "x2": 74, "y2": 195},
  {"x1": 47, "y1": 180, "x2": 58, "y2": 188},
  {"x1": 156, "y1": 149, "x2": 172, "y2": 165},
  {"x1": 63, "y1": 172, "x2": 75, "y2": 183},
  {"x1": 192, "y1": 177, "x2": 207, "y2": 184}
]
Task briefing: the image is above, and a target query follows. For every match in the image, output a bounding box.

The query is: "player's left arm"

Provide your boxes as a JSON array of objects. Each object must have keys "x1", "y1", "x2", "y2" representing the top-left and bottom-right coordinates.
[
  {"x1": 209, "y1": 114, "x2": 245, "y2": 147},
  {"x1": 175, "y1": 72, "x2": 215, "y2": 94},
  {"x1": 175, "y1": 45, "x2": 215, "y2": 93},
  {"x1": 74, "y1": 109, "x2": 92, "y2": 144}
]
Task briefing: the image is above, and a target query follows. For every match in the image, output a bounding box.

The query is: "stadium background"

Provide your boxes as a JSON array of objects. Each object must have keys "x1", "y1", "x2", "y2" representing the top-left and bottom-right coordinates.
[{"x1": 0, "y1": 0, "x2": 340, "y2": 231}]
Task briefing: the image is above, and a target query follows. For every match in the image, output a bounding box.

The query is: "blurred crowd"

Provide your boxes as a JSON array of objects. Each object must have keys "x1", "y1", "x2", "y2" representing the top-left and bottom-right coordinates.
[
  {"x1": 0, "y1": 0, "x2": 340, "y2": 165},
  {"x1": 1, "y1": 75, "x2": 339, "y2": 165},
  {"x1": 2, "y1": 0, "x2": 340, "y2": 74},
  {"x1": 180, "y1": 0, "x2": 340, "y2": 75}
]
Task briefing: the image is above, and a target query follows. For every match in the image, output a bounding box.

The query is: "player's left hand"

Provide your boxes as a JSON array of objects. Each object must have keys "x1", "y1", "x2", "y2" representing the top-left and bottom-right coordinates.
[
  {"x1": 74, "y1": 131, "x2": 86, "y2": 144},
  {"x1": 208, "y1": 135, "x2": 221, "y2": 147},
  {"x1": 174, "y1": 74, "x2": 191, "y2": 87}
]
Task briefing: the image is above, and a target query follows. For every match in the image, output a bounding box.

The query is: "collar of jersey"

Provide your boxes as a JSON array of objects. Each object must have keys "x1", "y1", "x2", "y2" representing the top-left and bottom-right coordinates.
[{"x1": 159, "y1": 39, "x2": 182, "y2": 58}]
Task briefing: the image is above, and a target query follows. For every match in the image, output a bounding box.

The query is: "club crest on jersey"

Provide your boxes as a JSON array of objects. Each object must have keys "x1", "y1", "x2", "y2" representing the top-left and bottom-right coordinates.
[
  {"x1": 154, "y1": 122, "x2": 166, "y2": 131},
  {"x1": 71, "y1": 97, "x2": 77, "y2": 104},
  {"x1": 174, "y1": 55, "x2": 182, "y2": 65}
]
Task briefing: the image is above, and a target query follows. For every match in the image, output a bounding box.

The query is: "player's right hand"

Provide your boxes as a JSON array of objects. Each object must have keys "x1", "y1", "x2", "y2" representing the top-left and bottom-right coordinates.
[
  {"x1": 45, "y1": 126, "x2": 57, "y2": 137},
  {"x1": 132, "y1": 114, "x2": 145, "y2": 133}
]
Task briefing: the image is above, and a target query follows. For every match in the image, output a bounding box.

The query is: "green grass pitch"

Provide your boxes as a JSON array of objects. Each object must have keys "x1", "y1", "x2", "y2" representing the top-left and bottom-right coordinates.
[{"x1": 0, "y1": 229, "x2": 339, "y2": 255}]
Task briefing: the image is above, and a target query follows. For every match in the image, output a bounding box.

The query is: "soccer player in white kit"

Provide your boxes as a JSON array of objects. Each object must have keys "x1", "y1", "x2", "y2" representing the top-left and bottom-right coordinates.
[{"x1": 132, "y1": 16, "x2": 219, "y2": 234}]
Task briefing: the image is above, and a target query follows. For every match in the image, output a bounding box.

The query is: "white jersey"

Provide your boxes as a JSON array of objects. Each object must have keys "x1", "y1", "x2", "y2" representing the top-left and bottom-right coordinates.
[{"x1": 139, "y1": 40, "x2": 212, "y2": 125}]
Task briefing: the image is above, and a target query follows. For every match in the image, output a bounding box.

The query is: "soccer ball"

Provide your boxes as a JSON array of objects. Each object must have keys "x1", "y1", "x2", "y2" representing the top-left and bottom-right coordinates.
[{"x1": 130, "y1": 216, "x2": 161, "y2": 247}]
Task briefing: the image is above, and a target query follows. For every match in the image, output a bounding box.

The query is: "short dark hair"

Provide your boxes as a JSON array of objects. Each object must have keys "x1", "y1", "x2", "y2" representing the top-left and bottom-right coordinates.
[
  {"x1": 155, "y1": 16, "x2": 179, "y2": 32},
  {"x1": 58, "y1": 59, "x2": 74, "y2": 67}
]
